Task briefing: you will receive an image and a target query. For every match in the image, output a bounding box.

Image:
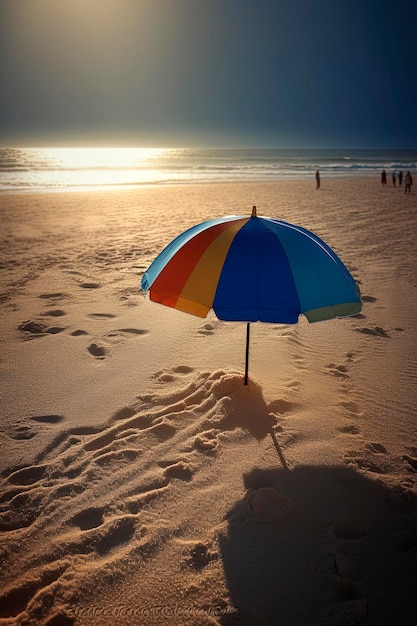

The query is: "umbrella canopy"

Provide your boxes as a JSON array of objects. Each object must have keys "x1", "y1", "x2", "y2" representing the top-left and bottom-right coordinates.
[{"x1": 141, "y1": 207, "x2": 361, "y2": 325}]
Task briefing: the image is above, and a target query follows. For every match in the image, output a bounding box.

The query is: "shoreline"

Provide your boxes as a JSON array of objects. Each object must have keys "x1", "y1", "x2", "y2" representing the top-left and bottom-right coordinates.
[{"x1": 0, "y1": 174, "x2": 413, "y2": 197}]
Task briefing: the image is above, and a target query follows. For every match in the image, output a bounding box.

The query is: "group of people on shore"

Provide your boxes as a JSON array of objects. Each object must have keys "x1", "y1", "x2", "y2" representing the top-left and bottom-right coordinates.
[
  {"x1": 381, "y1": 169, "x2": 413, "y2": 193},
  {"x1": 314, "y1": 169, "x2": 413, "y2": 193}
]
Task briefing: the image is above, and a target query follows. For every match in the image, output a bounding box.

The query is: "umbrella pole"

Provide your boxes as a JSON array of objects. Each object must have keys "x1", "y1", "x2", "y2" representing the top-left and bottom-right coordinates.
[{"x1": 244, "y1": 322, "x2": 250, "y2": 385}]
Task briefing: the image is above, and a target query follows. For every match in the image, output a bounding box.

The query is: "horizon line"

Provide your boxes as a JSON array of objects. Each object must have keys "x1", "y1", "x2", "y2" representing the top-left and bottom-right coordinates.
[{"x1": 2, "y1": 144, "x2": 415, "y2": 151}]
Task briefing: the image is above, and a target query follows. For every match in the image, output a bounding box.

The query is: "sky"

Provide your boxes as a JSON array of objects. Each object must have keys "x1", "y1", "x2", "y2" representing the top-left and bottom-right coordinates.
[{"x1": 1, "y1": 0, "x2": 416, "y2": 149}]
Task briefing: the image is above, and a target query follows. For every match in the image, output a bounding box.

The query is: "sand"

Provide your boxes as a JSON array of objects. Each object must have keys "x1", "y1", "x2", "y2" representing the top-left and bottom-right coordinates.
[{"x1": 0, "y1": 179, "x2": 416, "y2": 626}]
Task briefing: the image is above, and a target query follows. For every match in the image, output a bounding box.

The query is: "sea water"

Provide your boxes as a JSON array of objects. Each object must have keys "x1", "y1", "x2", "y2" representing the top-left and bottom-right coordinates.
[{"x1": 0, "y1": 147, "x2": 416, "y2": 192}]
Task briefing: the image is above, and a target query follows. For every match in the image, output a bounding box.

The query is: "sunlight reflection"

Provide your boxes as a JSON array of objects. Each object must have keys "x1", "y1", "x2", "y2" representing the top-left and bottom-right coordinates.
[
  {"x1": 11, "y1": 147, "x2": 177, "y2": 190},
  {"x1": 38, "y1": 147, "x2": 168, "y2": 169}
]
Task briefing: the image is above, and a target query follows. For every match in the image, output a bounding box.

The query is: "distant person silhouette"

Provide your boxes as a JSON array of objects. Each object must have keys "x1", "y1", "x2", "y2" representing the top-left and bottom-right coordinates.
[
  {"x1": 392, "y1": 172, "x2": 396, "y2": 186},
  {"x1": 404, "y1": 171, "x2": 413, "y2": 194},
  {"x1": 315, "y1": 169, "x2": 320, "y2": 189},
  {"x1": 381, "y1": 170, "x2": 387, "y2": 185},
  {"x1": 398, "y1": 171, "x2": 403, "y2": 185}
]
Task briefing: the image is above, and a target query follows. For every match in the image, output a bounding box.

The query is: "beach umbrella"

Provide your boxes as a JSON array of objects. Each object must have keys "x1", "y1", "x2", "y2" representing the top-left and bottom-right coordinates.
[{"x1": 141, "y1": 206, "x2": 361, "y2": 386}]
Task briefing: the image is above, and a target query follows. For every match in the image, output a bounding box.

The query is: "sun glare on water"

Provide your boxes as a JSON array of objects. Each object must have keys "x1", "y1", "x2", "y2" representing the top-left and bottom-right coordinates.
[
  {"x1": 26, "y1": 147, "x2": 171, "y2": 189},
  {"x1": 37, "y1": 147, "x2": 167, "y2": 169}
]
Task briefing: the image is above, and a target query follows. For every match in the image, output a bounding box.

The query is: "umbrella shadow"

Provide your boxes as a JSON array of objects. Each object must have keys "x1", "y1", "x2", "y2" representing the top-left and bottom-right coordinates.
[
  {"x1": 215, "y1": 376, "x2": 288, "y2": 468},
  {"x1": 218, "y1": 466, "x2": 417, "y2": 626}
]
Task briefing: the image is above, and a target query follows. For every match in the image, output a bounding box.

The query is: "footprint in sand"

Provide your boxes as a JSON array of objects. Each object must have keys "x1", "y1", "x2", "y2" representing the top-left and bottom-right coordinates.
[
  {"x1": 151, "y1": 366, "x2": 194, "y2": 384},
  {"x1": 344, "y1": 454, "x2": 386, "y2": 475},
  {"x1": 30, "y1": 414, "x2": 64, "y2": 424},
  {"x1": 53, "y1": 482, "x2": 86, "y2": 499},
  {"x1": 7, "y1": 464, "x2": 48, "y2": 485},
  {"x1": 111, "y1": 406, "x2": 137, "y2": 422},
  {"x1": 337, "y1": 424, "x2": 361, "y2": 435},
  {"x1": 18, "y1": 320, "x2": 48, "y2": 336},
  {"x1": 41, "y1": 309, "x2": 66, "y2": 317},
  {"x1": 39, "y1": 292, "x2": 67, "y2": 300},
  {"x1": 173, "y1": 365, "x2": 194, "y2": 374},
  {"x1": 107, "y1": 328, "x2": 149, "y2": 341},
  {"x1": 194, "y1": 430, "x2": 219, "y2": 452},
  {"x1": 356, "y1": 326, "x2": 390, "y2": 338},
  {"x1": 365, "y1": 442, "x2": 387, "y2": 454},
  {"x1": 161, "y1": 460, "x2": 194, "y2": 481},
  {"x1": 198, "y1": 323, "x2": 216, "y2": 335},
  {"x1": 8, "y1": 425, "x2": 37, "y2": 440},
  {"x1": 93, "y1": 448, "x2": 140, "y2": 467},
  {"x1": 69, "y1": 507, "x2": 104, "y2": 530},
  {"x1": 94, "y1": 517, "x2": 136, "y2": 556},
  {"x1": 149, "y1": 421, "x2": 177, "y2": 441},
  {"x1": 338, "y1": 400, "x2": 362, "y2": 417},
  {"x1": 182, "y1": 541, "x2": 218, "y2": 569},
  {"x1": 88, "y1": 313, "x2": 116, "y2": 319},
  {"x1": 45, "y1": 326, "x2": 66, "y2": 335},
  {"x1": 326, "y1": 362, "x2": 349, "y2": 379},
  {"x1": 80, "y1": 282, "x2": 101, "y2": 289},
  {"x1": 115, "y1": 328, "x2": 148, "y2": 335},
  {"x1": 71, "y1": 329, "x2": 89, "y2": 336},
  {"x1": 152, "y1": 368, "x2": 182, "y2": 383},
  {"x1": 403, "y1": 455, "x2": 417, "y2": 473},
  {"x1": 87, "y1": 343, "x2": 107, "y2": 359},
  {"x1": 18, "y1": 320, "x2": 67, "y2": 337}
]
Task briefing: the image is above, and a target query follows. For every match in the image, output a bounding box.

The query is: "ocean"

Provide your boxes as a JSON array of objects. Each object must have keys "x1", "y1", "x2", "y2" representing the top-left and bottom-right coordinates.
[{"x1": 0, "y1": 147, "x2": 416, "y2": 193}]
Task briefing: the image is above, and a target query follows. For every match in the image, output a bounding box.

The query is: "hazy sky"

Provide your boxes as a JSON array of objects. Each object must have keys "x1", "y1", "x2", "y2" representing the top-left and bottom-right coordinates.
[{"x1": 1, "y1": 0, "x2": 416, "y2": 148}]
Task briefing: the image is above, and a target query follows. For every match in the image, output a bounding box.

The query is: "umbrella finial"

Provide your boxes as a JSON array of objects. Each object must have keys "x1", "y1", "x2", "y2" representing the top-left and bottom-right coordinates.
[{"x1": 251, "y1": 206, "x2": 257, "y2": 217}]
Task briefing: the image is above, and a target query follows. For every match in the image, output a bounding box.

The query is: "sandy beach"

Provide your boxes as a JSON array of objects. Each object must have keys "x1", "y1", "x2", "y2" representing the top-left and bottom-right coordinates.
[{"x1": 1, "y1": 179, "x2": 417, "y2": 625}]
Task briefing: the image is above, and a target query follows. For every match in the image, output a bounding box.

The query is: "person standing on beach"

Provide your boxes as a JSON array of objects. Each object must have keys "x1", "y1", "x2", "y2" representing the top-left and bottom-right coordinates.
[
  {"x1": 404, "y1": 171, "x2": 413, "y2": 193},
  {"x1": 315, "y1": 169, "x2": 320, "y2": 189},
  {"x1": 392, "y1": 172, "x2": 396, "y2": 186},
  {"x1": 381, "y1": 170, "x2": 387, "y2": 185},
  {"x1": 398, "y1": 171, "x2": 403, "y2": 185}
]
